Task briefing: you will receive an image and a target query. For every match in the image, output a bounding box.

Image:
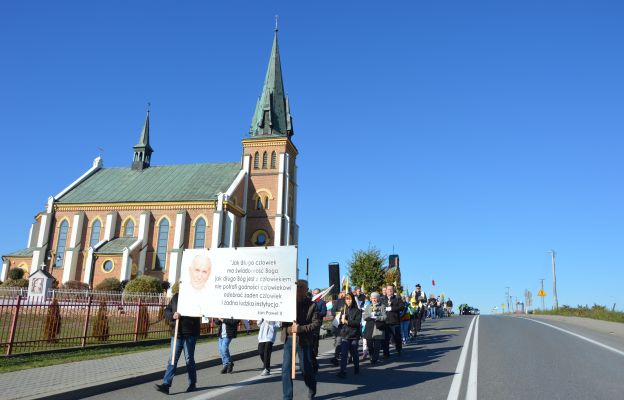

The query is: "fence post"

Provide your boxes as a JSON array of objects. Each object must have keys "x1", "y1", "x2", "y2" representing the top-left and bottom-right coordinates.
[
  {"x1": 133, "y1": 298, "x2": 142, "y2": 342},
  {"x1": 6, "y1": 295, "x2": 22, "y2": 356},
  {"x1": 81, "y1": 296, "x2": 93, "y2": 348}
]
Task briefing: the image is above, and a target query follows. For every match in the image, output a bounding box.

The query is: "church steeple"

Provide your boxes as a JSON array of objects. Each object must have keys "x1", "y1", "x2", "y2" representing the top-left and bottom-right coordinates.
[
  {"x1": 249, "y1": 24, "x2": 294, "y2": 138},
  {"x1": 131, "y1": 110, "x2": 153, "y2": 170}
]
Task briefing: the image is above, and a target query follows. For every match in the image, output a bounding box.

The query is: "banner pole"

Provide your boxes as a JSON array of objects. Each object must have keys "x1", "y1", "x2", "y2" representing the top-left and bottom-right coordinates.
[
  {"x1": 171, "y1": 319, "x2": 179, "y2": 365},
  {"x1": 291, "y1": 329, "x2": 297, "y2": 380}
]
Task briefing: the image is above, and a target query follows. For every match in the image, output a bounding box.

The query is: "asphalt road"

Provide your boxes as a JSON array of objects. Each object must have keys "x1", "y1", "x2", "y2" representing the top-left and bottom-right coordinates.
[{"x1": 82, "y1": 315, "x2": 624, "y2": 400}]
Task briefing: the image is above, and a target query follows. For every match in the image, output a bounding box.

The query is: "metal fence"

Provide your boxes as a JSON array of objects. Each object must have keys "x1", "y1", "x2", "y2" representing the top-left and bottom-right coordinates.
[{"x1": 0, "y1": 291, "x2": 255, "y2": 356}]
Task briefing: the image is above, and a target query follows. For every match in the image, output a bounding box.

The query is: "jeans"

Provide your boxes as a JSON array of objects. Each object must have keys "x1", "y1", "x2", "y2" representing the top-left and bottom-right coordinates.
[
  {"x1": 339, "y1": 339, "x2": 359, "y2": 372},
  {"x1": 162, "y1": 335, "x2": 197, "y2": 386},
  {"x1": 383, "y1": 324, "x2": 402, "y2": 356},
  {"x1": 218, "y1": 336, "x2": 232, "y2": 366},
  {"x1": 400, "y1": 320, "x2": 410, "y2": 341},
  {"x1": 282, "y1": 336, "x2": 316, "y2": 400}
]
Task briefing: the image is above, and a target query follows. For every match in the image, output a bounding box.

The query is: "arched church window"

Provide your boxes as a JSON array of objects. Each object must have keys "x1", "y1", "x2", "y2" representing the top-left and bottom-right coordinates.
[
  {"x1": 155, "y1": 219, "x2": 169, "y2": 271},
  {"x1": 271, "y1": 151, "x2": 277, "y2": 169},
  {"x1": 55, "y1": 220, "x2": 69, "y2": 268},
  {"x1": 124, "y1": 220, "x2": 134, "y2": 237},
  {"x1": 254, "y1": 152, "x2": 259, "y2": 169},
  {"x1": 256, "y1": 197, "x2": 263, "y2": 210},
  {"x1": 89, "y1": 220, "x2": 101, "y2": 247},
  {"x1": 262, "y1": 151, "x2": 268, "y2": 169},
  {"x1": 264, "y1": 196, "x2": 269, "y2": 209},
  {"x1": 194, "y1": 218, "x2": 206, "y2": 249}
]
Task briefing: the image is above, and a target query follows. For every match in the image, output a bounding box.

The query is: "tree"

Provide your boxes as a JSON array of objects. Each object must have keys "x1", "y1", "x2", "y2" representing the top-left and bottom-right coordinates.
[
  {"x1": 348, "y1": 246, "x2": 386, "y2": 294},
  {"x1": 44, "y1": 299, "x2": 62, "y2": 342},
  {"x1": 92, "y1": 301, "x2": 110, "y2": 341},
  {"x1": 385, "y1": 267, "x2": 404, "y2": 295},
  {"x1": 124, "y1": 276, "x2": 163, "y2": 295},
  {"x1": 8, "y1": 268, "x2": 25, "y2": 280}
]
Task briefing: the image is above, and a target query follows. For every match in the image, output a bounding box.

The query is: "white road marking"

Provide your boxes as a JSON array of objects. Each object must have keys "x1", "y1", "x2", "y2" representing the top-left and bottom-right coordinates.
[
  {"x1": 446, "y1": 316, "x2": 477, "y2": 400},
  {"x1": 188, "y1": 348, "x2": 336, "y2": 399},
  {"x1": 188, "y1": 368, "x2": 283, "y2": 400},
  {"x1": 466, "y1": 315, "x2": 479, "y2": 400},
  {"x1": 522, "y1": 317, "x2": 624, "y2": 357}
]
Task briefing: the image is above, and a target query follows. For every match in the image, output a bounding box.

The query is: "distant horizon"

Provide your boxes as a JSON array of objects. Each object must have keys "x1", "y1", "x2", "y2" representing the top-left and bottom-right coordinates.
[{"x1": 1, "y1": 1, "x2": 622, "y2": 313}]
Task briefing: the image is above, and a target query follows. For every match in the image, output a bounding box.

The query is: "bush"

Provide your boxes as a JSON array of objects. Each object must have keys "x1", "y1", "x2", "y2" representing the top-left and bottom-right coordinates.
[
  {"x1": 1, "y1": 278, "x2": 29, "y2": 288},
  {"x1": 95, "y1": 278, "x2": 122, "y2": 292},
  {"x1": 137, "y1": 305, "x2": 150, "y2": 339},
  {"x1": 91, "y1": 301, "x2": 110, "y2": 341},
  {"x1": 8, "y1": 268, "x2": 25, "y2": 280},
  {"x1": 123, "y1": 276, "x2": 163, "y2": 294},
  {"x1": 62, "y1": 280, "x2": 90, "y2": 290},
  {"x1": 44, "y1": 299, "x2": 62, "y2": 342}
]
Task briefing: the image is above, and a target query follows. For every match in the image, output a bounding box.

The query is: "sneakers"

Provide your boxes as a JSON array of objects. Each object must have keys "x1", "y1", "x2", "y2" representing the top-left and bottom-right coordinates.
[
  {"x1": 336, "y1": 371, "x2": 346, "y2": 379},
  {"x1": 260, "y1": 368, "x2": 270, "y2": 376},
  {"x1": 227, "y1": 362, "x2": 234, "y2": 373},
  {"x1": 186, "y1": 384, "x2": 197, "y2": 393},
  {"x1": 220, "y1": 365, "x2": 228, "y2": 374},
  {"x1": 154, "y1": 383, "x2": 170, "y2": 394},
  {"x1": 308, "y1": 389, "x2": 316, "y2": 399}
]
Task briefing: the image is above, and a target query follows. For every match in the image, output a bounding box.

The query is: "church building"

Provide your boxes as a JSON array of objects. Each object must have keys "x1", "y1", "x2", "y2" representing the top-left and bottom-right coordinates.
[{"x1": 1, "y1": 28, "x2": 299, "y2": 289}]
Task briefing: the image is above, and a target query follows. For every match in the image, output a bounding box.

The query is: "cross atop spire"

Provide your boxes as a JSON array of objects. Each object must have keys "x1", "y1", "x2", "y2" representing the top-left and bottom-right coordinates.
[
  {"x1": 249, "y1": 25, "x2": 294, "y2": 138},
  {"x1": 131, "y1": 110, "x2": 154, "y2": 170}
]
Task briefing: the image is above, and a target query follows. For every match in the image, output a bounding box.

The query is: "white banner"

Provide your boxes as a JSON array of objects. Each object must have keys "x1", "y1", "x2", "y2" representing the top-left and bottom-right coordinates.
[{"x1": 177, "y1": 246, "x2": 297, "y2": 322}]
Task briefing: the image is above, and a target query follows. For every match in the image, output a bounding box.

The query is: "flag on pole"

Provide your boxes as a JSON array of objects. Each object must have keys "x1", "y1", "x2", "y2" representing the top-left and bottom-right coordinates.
[
  {"x1": 432, "y1": 279, "x2": 436, "y2": 287},
  {"x1": 312, "y1": 285, "x2": 333, "y2": 302}
]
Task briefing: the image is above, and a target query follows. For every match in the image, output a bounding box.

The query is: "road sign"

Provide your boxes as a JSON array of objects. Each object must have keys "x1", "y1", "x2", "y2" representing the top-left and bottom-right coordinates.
[{"x1": 537, "y1": 289, "x2": 546, "y2": 297}]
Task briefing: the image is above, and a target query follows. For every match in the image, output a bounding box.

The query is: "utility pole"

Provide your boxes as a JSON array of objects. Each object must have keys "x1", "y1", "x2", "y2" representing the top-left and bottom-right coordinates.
[
  {"x1": 540, "y1": 278, "x2": 545, "y2": 310},
  {"x1": 505, "y1": 287, "x2": 510, "y2": 314},
  {"x1": 549, "y1": 250, "x2": 558, "y2": 310}
]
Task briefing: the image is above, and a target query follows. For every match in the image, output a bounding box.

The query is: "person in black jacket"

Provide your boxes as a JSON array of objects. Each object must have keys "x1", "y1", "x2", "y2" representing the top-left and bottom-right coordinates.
[
  {"x1": 337, "y1": 292, "x2": 362, "y2": 378},
  {"x1": 215, "y1": 318, "x2": 239, "y2": 373},
  {"x1": 282, "y1": 279, "x2": 321, "y2": 400},
  {"x1": 382, "y1": 285, "x2": 404, "y2": 357},
  {"x1": 155, "y1": 293, "x2": 201, "y2": 395}
]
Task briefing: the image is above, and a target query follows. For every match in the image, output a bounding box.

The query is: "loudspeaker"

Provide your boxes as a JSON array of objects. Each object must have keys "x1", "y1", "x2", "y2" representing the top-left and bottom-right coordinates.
[{"x1": 328, "y1": 262, "x2": 340, "y2": 300}]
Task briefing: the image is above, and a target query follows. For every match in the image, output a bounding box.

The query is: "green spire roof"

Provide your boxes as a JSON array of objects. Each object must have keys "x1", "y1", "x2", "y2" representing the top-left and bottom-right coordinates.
[
  {"x1": 249, "y1": 28, "x2": 294, "y2": 137},
  {"x1": 134, "y1": 111, "x2": 153, "y2": 151},
  {"x1": 132, "y1": 111, "x2": 153, "y2": 170}
]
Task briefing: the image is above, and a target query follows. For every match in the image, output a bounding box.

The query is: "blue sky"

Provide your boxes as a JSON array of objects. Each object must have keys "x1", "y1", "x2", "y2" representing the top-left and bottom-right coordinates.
[{"x1": 1, "y1": 1, "x2": 623, "y2": 313}]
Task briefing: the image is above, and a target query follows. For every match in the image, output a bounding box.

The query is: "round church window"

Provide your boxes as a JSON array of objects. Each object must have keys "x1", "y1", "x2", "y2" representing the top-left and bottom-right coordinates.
[
  {"x1": 102, "y1": 260, "x2": 114, "y2": 273},
  {"x1": 252, "y1": 230, "x2": 269, "y2": 246}
]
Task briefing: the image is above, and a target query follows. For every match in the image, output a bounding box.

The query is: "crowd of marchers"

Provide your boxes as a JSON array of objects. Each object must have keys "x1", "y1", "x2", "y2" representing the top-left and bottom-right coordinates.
[{"x1": 154, "y1": 281, "x2": 455, "y2": 400}]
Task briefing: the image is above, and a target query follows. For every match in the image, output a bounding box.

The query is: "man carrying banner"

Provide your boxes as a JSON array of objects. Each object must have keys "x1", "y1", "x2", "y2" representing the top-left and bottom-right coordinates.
[
  {"x1": 155, "y1": 292, "x2": 201, "y2": 394},
  {"x1": 282, "y1": 280, "x2": 321, "y2": 400}
]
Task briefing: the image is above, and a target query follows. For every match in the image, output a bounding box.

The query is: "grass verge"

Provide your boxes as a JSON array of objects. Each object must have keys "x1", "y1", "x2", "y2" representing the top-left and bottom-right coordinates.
[
  {"x1": 533, "y1": 304, "x2": 624, "y2": 324},
  {"x1": 0, "y1": 335, "x2": 220, "y2": 373}
]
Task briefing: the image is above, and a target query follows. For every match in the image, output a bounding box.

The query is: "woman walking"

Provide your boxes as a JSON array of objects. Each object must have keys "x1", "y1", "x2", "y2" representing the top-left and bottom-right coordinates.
[
  {"x1": 337, "y1": 292, "x2": 362, "y2": 378},
  {"x1": 362, "y1": 292, "x2": 386, "y2": 364}
]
